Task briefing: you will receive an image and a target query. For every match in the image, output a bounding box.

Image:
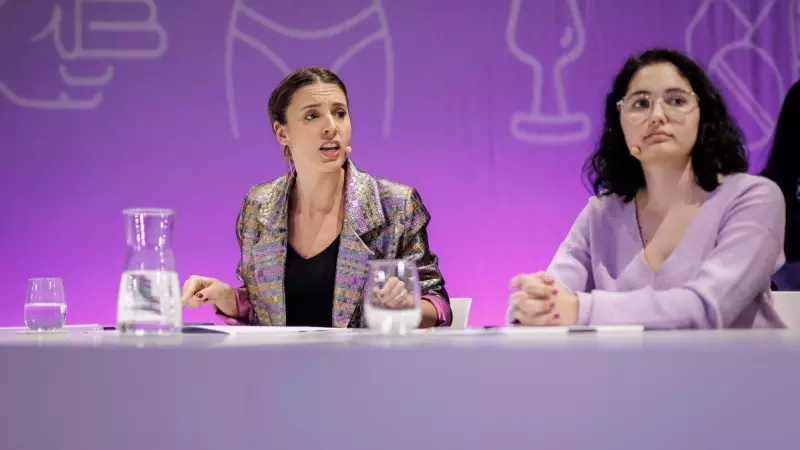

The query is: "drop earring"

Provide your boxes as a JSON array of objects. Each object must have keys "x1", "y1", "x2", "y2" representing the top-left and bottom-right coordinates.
[{"x1": 283, "y1": 144, "x2": 294, "y2": 172}]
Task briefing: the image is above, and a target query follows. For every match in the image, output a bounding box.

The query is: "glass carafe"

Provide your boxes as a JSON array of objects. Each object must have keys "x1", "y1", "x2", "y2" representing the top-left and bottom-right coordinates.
[{"x1": 116, "y1": 208, "x2": 182, "y2": 335}]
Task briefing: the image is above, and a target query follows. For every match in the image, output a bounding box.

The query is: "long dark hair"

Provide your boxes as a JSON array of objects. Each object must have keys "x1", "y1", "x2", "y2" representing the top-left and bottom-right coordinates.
[
  {"x1": 583, "y1": 48, "x2": 749, "y2": 202},
  {"x1": 761, "y1": 80, "x2": 800, "y2": 261}
]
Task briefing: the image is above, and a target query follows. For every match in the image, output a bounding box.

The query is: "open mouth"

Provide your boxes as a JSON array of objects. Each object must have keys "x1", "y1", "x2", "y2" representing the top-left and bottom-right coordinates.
[{"x1": 319, "y1": 141, "x2": 341, "y2": 158}]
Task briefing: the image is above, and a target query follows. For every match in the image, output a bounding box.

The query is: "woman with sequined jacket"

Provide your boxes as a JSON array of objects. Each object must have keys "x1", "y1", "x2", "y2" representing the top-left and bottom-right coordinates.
[{"x1": 179, "y1": 67, "x2": 451, "y2": 328}]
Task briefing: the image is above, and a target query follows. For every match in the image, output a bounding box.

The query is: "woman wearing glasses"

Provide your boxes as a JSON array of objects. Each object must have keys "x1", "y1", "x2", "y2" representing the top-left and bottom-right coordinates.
[{"x1": 508, "y1": 48, "x2": 786, "y2": 329}]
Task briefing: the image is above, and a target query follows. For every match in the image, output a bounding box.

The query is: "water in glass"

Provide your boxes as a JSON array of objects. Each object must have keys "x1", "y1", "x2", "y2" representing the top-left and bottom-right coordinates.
[
  {"x1": 116, "y1": 208, "x2": 182, "y2": 335},
  {"x1": 363, "y1": 260, "x2": 422, "y2": 334},
  {"x1": 24, "y1": 278, "x2": 67, "y2": 332}
]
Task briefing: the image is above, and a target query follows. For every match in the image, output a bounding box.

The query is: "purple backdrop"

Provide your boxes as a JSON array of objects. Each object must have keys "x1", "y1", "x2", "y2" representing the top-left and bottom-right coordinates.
[{"x1": 1, "y1": 0, "x2": 798, "y2": 326}]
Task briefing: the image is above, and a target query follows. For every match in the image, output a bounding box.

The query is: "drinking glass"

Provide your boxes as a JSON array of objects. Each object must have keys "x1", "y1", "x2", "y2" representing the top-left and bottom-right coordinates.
[
  {"x1": 24, "y1": 278, "x2": 67, "y2": 332},
  {"x1": 363, "y1": 260, "x2": 422, "y2": 334}
]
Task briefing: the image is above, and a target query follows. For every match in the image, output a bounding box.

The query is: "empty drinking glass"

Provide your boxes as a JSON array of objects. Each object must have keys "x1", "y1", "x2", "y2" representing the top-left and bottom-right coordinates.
[
  {"x1": 363, "y1": 260, "x2": 422, "y2": 334},
  {"x1": 24, "y1": 278, "x2": 67, "y2": 332}
]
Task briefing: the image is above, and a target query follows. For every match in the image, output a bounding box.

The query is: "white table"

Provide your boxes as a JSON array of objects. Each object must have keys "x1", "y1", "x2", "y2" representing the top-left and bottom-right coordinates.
[{"x1": 1, "y1": 327, "x2": 799, "y2": 450}]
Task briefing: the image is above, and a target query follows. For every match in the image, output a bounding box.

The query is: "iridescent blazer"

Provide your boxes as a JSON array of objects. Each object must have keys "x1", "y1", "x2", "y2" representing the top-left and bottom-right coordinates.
[{"x1": 218, "y1": 160, "x2": 451, "y2": 328}]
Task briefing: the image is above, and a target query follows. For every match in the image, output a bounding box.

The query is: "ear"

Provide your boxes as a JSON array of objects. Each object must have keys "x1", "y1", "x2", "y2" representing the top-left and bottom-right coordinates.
[{"x1": 273, "y1": 121, "x2": 290, "y2": 146}]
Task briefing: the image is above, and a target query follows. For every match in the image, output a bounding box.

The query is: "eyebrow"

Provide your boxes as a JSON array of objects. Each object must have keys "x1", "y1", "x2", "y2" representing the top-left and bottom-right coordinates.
[
  {"x1": 299, "y1": 101, "x2": 347, "y2": 111},
  {"x1": 627, "y1": 87, "x2": 688, "y2": 96}
]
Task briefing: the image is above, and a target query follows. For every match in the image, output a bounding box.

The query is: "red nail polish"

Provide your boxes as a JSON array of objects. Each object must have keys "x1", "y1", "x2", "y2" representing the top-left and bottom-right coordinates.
[
  {"x1": 553, "y1": 313, "x2": 560, "y2": 319},
  {"x1": 550, "y1": 302, "x2": 556, "y2": 308},
  {"x1": 552, "y1": 289, "x2": 558, "y2": 295}
]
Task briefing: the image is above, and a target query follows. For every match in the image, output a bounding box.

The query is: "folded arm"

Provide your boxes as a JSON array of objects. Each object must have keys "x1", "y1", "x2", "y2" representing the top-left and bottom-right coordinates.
[
  {"x1": 546, "y1": 200, "x2": 596, "y2": 294},
  {"x1": 504, "y1": 200, "x2": 597, "y2": 324}
]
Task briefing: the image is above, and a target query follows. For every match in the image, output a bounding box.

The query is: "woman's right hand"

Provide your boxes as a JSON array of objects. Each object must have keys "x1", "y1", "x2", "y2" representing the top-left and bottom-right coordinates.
[
  {"x1": 181, "y1": 275, "x2": 236, "y2": 309},
  {"x1": 507, "y1": 271, "x2": 558, "y2": 324},
  {"x1": 508, "y1": 271, "x2": 557, "y2": 299}
]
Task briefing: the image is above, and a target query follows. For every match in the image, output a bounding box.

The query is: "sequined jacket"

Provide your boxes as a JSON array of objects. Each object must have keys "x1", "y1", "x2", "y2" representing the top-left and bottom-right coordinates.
[{"x1": 218, "y1": 160, "x2": 451, "y2": 328}]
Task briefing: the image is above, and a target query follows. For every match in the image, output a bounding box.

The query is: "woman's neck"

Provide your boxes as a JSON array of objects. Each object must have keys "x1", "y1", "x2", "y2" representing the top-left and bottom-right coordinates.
[
  {"x1": 639, "y1": 160, "x2": 703, "y2": 212},
  {"x1": 291, "y1": 166, "x2": 346, "y2": 216}
]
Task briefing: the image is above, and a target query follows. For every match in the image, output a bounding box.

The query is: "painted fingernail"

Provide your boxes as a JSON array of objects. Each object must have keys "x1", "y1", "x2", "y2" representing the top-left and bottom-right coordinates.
[
  {"x1": 553, "y1": 313, "x2": 560, "y2": 319},
  {"x1": 550, "y1": 302, "x2": 556, "y2": 308},
  {"x1": 552, "y1": 289, "x2": 558, "y2": 295}
]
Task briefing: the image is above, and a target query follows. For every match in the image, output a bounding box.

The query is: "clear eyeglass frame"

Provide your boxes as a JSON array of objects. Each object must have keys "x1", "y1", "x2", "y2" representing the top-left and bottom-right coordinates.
[{"x1": 616, "y1": 88, "x2": 699, "y2": 125}]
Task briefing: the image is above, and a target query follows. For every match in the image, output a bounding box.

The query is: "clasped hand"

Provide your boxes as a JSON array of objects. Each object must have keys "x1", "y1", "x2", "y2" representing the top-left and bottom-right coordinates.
[{"x1": 508, "y1": 272, "x2": 578, "y2": 326}]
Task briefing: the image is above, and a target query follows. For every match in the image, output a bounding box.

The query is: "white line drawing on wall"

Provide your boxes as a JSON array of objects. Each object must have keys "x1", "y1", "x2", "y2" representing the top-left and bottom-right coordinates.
[
  {"x1": 0, "y1": 82, "x2": 103, "y2": 109},
  {"x1": 685, "y1": 0, "x2": 785, "y2": 152},
  {"x1": 224, "y1": 0, "x2": 395, "y2": 139},
  {"x1": 59, "y1": 64, "x2": 114, "y2": 86},
  {"x1": 0, "y1": 0, "x2": 167, "y2": 110},
  {"x1": 506, "y1": 0, "x2": 591, "y2": 145},
  {"x1": 0, "y1": 63, "x2": 113, "y2": 109},
  {"x1": 34, "y1": 0, "x2": 167, "y2": 60},
  {"x1": 791, "y1": 0, "x2": 800, "y2": 80}
]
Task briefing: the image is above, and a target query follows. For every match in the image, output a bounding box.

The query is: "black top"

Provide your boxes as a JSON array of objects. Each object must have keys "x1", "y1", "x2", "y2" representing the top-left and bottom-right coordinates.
[
  {"x1": 787, "y1": 184, "x2": 799, "y2": 262},
  {"x1": 284, "y1": 236, "x2": 341, "y2": 327}
]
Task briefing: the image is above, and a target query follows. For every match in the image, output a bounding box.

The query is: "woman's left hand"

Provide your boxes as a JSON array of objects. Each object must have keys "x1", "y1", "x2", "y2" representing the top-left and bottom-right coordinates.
[
  {"x1": 508, "y1": 273, "x2": 579, "y2": 326},
  {"x1": 375, "y1": 276, "x2": 415, "y2": 309}
]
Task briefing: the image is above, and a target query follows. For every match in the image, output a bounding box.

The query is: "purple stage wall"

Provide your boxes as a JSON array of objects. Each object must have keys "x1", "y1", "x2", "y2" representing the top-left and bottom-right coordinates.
[{"x1": 1, "y1": 0, "x2": 798, "y2": 326}]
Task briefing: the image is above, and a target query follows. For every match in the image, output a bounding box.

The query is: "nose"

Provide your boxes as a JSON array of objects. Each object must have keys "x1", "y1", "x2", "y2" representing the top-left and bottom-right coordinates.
[
  {"x1": 649, "y1": 98, "x2": 667, "y2": 124},
  {"x1": 321, "y1": 114, "x2": 336, "y2": 137}
]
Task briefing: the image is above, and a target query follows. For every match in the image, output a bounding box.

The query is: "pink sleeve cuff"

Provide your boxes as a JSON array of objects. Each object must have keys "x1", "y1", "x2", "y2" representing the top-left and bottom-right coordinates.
[
  {"x1": 423, "y1": 295, "x2": 452, "y2": 327},
  {"x1": 215, "y1": 287, "x2": 254, "y2": 325}
]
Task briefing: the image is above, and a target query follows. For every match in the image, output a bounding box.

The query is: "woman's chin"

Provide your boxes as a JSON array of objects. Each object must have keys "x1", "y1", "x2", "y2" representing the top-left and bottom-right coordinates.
[{"x1": 639, "y1": 145, "x2": 691, "y2": 165}]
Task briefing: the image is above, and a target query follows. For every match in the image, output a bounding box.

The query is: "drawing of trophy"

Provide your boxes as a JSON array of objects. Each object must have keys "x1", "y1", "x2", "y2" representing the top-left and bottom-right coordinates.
[{"x1": 505, "y1": 0, "x2": 591, "y2": 145}]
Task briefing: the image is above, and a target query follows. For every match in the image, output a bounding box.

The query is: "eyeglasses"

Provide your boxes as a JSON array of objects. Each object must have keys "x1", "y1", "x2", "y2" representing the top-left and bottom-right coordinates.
[{"x1": 616, "y1": 89, "x2": 699, "y2": 125}]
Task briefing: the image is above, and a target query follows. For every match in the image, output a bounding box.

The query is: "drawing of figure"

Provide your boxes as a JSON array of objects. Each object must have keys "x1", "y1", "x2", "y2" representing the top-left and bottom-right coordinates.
[
  {"x1": 224, "y1": 0, "x2": 394, "y2": 140},
  {"x1": 0, "y1": 0, "x2": 167, "y2": 110},
  {"x1": 686, "y1": 0, "x2": 787, "y2": 152}
]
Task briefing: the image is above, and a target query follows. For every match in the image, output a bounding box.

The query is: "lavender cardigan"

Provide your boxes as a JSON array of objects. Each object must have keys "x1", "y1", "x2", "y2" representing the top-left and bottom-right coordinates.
[{"x1": 547, "y1": 173, "x2": 787, "y2": 329}]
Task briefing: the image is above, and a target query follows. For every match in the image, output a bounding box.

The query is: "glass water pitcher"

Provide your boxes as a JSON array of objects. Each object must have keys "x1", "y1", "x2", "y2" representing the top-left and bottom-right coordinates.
[{"x1": 116, "y1": 208, "x2": 182, "y2": 335}]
